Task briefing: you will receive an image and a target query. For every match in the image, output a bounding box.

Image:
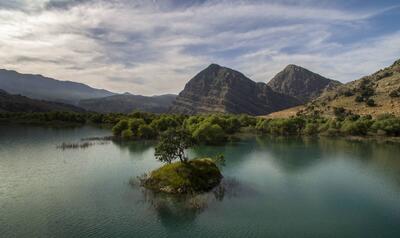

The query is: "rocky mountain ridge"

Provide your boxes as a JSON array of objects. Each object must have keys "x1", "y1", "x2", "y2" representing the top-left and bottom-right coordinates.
[
  {"x1": 170, "y1": 64, "x2": 301, "y2": 115},
  {"x1": 267, "y1": 64, "x2": 341, "y2": 103}
]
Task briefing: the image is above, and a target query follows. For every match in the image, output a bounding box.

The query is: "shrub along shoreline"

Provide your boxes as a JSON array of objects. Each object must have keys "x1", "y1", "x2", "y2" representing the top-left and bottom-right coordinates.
[{"x1": 1, "y1": 111, "x2": 400, "y2": 143}]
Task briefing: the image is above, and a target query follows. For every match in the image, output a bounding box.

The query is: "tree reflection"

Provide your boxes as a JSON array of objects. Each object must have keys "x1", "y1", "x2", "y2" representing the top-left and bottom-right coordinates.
[
  {"x1": 134, "y1": 178, "x2": 242, "y2": 230},
  {"x1": 112, "y1": 140, "x2": 154, "y2": 157},
  {"x1": 256, "y1": 136, "x2": 323, "y2": 172}
]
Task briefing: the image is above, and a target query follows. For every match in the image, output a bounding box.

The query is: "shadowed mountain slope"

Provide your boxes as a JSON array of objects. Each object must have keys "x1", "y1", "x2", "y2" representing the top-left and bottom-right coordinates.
[
  {"x1": 267, "y1": 59, "x2": 400, "y2": 118},
  {"x1": 0, "y1": 89, "x2": 85, "y2": 112},
  {"x1": 267, "y1": 64, "x2": 341, "y2": 103},
  {"x1": 79, "y1": 93, "x2": 176, "y2": 113},
  {"x1": 170, "y1": 64, "x2": 300, "y2": 115},
  {"x1": 0, "y1": 69, "x2": 115, "y2": 104}
]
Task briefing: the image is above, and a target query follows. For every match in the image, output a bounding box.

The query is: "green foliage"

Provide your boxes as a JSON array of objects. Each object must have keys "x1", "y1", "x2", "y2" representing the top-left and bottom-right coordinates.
[
  {"x1": 192, "y1": 122, "x2": 226, "y2": 145},
  {"x1": 225, "y1": 117, "x2": 241, "y2": 134},
  {"x1": 238, "y1": 114, "x2": 257, "y2": 127},
  {"x1": 150, "y1": 115, "x2": 179, "y2": 132},
  {"x1": 129, "y1": 118, "x2": 146, "y2": 135},
  {"x1": 371, "y1": 115, "x2": 400, "y2": 136},
  {"x1": 256, "y1": 117, "x2": 305, "y2": 135},
  {"x1": 141, "y1": 158, "x2": 222, "y2": 194},
  {"x1": 366, "y1": 98, "x2": 375, "y2": 107},
  {"x1": 333, "y1": 107, "x2": 348, "y2": 118},
  {"x1": 112, "y1": 119, "x2": 129, "y2": 136},
  {"x1": 303, "y1": 122, "x2": 319, "y2": 135},
  {"x1": 211, "y1": 154, "x2": 226, "y2": 167},
  {"x1": 340, "y1": 119, "x2": 371, "y2": 136},
  {"x1": 138, "y1": 124, "x2": 157, "y2": 139},
  {"x1": 154, "y1": 129, "x2": 193, "y2": 164},
  {"x1": 121, "y1": 129, "x2": 133, "y2": 140}
]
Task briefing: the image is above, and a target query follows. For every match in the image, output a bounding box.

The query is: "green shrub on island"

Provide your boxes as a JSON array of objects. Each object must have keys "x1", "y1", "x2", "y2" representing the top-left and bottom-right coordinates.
[
  {"x1": 140, "y1": 158, "x2": 222, "y2": 194},
  {"x1": 142, "y1": 128, "x2": 222, "y2": 194},
  {"x1": 154, "y1": 129, "x2": 193, "y2": 164}
]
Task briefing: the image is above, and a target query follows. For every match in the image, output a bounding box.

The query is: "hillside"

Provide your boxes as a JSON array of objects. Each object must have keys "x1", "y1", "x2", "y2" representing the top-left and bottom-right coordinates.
[
  {"x1": 79, "y1": 93, "x2": 176, "y2": 113},
  {"x1": 0, "y1": 89, "x2": 85, "y2": 113},
  {"x1": 267, "y1": 64, "x2": 341, "y2": 103},
  {"x1": 170, "y1": 64, "x2": 300, "y2": 115},
  {"x1": 268, "y1": 59, "x2": 400, "y2": 118},
  {"x1": 0, "y1": 69, "x2": 115, "y2": 104}
]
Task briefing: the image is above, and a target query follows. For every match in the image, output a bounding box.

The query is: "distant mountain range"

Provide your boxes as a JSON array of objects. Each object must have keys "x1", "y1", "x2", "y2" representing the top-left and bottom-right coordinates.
[
  {"x1": 0, "y1": 89, "x2": 84, "y2": 113},
  {"x1": 170, "y1": 64, "x2": 301, "y2": 115},
  {"x1": 0, "y1": 69, "x2": 115, "y2": 104},
  {"x1": 0, "y1": 69, "x2": 176, "y2": 113},
  {"x1": 79, "y1": 93, "x2": 176, "y2": 113},
  {"x1": 2, "y1": 59, "x2": 398, "y2": 116}
]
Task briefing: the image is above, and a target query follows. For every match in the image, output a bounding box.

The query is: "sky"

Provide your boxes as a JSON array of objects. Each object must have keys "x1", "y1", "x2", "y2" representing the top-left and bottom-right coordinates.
[{"x1": 0, "y1": 0, "x2": 399, "y2": 95}]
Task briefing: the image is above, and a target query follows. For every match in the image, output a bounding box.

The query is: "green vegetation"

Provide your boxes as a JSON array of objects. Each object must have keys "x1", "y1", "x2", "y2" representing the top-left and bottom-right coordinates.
[
  {"x1": 256, "y1": 114, "x2": 400, "y2": 137},
  {"x1": 111, "y1": 113, "x2": 248, "y2": 145},
  {"x1": 0, "y1": 111, "x2": 124, "y2": 126},
  {"x1": 140, "y1": 158, "x2": 222, "y2": 194},
  {"x1": 155, "y1": 129, "x2": 193, "y2": 164},
  {"x1": 353, "y1": 77, "x2": 377, "y2": 107},
  {"x1": 141, "y1": 127, "x2": 223, "y2": 194},
  {"x1": 2, "y1": 110, "x2": 400, "y2": 140}
]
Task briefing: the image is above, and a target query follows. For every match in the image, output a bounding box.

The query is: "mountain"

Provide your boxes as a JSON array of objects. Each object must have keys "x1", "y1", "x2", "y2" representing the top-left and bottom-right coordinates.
[
  {"x1": 170, "y1": 64, "x2": 300, "y2": 115},
  {"x1": 0, "y1": 69, "x2": 115, "y2": 104},
  {"x1": 267, "y1": 59, "x2": 400, "y2": 118},
  {"x1": 0, "y1": 89, "x2": 85, "y2": 113},
  {"x1": 79, "y1": 93, "x2": 177, "y2": 113},
  {"x1": 267, "y1": 64, "x2": 341, "y2": 103}
]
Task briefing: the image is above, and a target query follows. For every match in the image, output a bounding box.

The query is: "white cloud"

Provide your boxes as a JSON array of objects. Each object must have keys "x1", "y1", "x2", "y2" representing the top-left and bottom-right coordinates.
[{"x1": 0, "y1": 0, "x2": 399, "y2": 95}]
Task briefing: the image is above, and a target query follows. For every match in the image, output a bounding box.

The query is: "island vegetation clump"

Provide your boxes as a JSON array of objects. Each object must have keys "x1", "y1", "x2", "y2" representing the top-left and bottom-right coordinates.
[{"x1": 139, "y1": 128, "x2": 223, "y2": 194}]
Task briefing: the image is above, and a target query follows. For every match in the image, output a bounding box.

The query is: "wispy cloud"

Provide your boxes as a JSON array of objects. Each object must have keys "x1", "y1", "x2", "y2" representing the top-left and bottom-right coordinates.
[{"x1": 0, "y1": 0, "x2": 399, "y2": 95}]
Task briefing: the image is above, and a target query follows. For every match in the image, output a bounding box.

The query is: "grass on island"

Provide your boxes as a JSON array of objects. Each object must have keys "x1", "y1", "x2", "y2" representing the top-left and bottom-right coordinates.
[{"x1": 141, "y1": 158, "x2": 222, "y2": 194}]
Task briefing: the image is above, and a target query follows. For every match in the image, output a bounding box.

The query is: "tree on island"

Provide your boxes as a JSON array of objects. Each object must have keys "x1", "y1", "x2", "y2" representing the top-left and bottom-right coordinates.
[{"x1": 154, "y1": 128, "x2": 193, "y2": 164}]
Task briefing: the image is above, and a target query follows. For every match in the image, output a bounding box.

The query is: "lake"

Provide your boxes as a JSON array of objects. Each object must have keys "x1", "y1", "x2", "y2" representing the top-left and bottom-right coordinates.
[{"x1": 1, "y1": 125, "x2": 400, "y2": 238}]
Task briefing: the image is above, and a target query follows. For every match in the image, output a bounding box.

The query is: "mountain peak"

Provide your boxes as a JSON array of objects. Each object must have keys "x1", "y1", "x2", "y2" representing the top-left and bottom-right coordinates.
[
  {"x1": 207, "y1": 63, "x2": 222, "y2": 69},
  {"x1": 268, "y1": 65, "x2": 340, "y2": 103},
  {"x1": 283, "y1": 64, "x2": 309, "y2": 72},
  {"x1": 392, "y1": 59, "x2": 400, "y2": 66},
  {"x1": 170, "y1": 65, "x2": 300, "y2": 115}
]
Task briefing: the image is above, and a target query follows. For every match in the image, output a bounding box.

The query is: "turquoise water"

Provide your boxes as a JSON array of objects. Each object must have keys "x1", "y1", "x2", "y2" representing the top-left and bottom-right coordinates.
[{"x1": 1, "y1": 125, "x2": 400, "y2": 238}]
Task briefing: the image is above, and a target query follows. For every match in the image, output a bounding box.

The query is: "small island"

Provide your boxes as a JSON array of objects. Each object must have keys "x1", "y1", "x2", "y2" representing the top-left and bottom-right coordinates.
[
  {"x1": 141, "y1": 158, "x2": 222, "y2": 194},
  {"x1": 139, "y1": 128, "x2": 223, "y2": 194}
]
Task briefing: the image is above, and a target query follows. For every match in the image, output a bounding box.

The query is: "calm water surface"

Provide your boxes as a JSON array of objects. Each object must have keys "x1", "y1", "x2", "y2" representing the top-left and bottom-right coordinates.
[{"x1": 1, "y1": 125, "x2": 400, "y2": 238}]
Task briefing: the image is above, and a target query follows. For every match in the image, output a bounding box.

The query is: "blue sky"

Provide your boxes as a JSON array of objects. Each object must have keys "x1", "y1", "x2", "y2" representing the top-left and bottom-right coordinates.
[{"x1": 0, "y1": 0, "x2": 399, "y2": 95}]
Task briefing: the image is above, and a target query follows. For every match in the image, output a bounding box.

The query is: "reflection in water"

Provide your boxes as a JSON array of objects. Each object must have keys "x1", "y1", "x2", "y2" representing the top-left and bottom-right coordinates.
[
  {"x1": 135, "y1": 178, "x2": 242, "y2": 230},
  {"x1": 256, "y1": 136, "x2": 323, "y2": 172},
  {"x1": 112, "y1": 140, "x2": 154, "y2": 157},
  {"x1": 2, "y1": 125, "x2": 400, "y2": 237}
]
